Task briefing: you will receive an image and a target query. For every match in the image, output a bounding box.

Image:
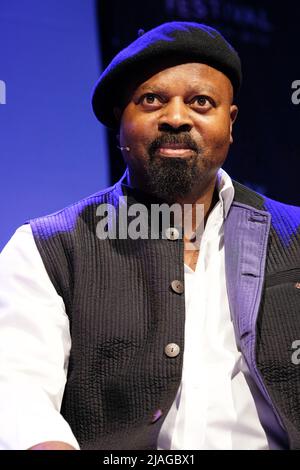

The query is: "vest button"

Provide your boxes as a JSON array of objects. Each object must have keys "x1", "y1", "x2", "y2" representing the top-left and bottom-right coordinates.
[
  {"x1": 164, "y1": 343, "x2": 180, "y2": 358},
  {"x1": 171, "y1": 280, "x2": 184, "y2": 294},
  {"x1": 150, "y1": 409, "x2": 163, "y2": 424},
  {"x1": 165, "y1": 227, "x2": 179, "y2": 241}
]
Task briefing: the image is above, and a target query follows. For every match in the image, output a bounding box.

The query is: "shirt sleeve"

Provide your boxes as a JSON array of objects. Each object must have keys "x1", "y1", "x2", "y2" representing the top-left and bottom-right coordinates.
[{"x1": 0, "y1": 224, "x2": 80, "y2": 450}]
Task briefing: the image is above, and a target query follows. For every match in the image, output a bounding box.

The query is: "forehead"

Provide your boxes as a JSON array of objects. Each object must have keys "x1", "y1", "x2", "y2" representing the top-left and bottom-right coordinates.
[
  {"x1": 131, "y1": 62, "x2": 233, "y2": 100},
  {"x1": 117, "y1": 61, "x2": 233, "y2": 111}
]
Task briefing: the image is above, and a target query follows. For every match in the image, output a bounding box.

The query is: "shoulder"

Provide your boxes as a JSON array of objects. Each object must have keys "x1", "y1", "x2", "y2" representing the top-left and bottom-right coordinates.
[
  {"x1": 29, "y1": 182, "x2": 121, "y2": 237},
  {"x1": 232, "y1": 180, "x2": 300, "y2": 225}
]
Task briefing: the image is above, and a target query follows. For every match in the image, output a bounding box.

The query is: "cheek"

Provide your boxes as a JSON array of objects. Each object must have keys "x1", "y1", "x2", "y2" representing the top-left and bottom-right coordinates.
[
  {"x1": 195, "y1": 119, "x2": 231, "y2": 165},
  {"x1": 120, "y1": 114, "x2": 156, "y2": 149},
  {"x1": 202, "y1": 116, "x2": 232, "y2": 148},
  {"x1": 120, "y1": 111, "x2": 143, "y2": 141}
]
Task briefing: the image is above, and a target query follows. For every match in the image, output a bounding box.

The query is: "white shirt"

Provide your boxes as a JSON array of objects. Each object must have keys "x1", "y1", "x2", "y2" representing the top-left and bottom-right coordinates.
[
  {"x1": 158, "y1": 169, "x2": 271, "y2": 449},
  {"x1": 0, "y1": 169, "x2": 280, "y2": 449}
]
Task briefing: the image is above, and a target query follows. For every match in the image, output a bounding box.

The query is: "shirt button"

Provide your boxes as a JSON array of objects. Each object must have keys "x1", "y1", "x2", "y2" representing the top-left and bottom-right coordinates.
[
  {"x1": 171, "y1": 280, "x2": 184, "y2": 294},
  {"x1": 165, "y1": 227, "x2": 179, "y2": 241},
  {"x1": 150, "y1": 409, "x2": 163, "y2": 424},
  {"x1": 164, "y1": 343, "x2": 180, "y2": 358},
  {"x1": 295, "y1": 282, "x2": 300, "y2": 289}
]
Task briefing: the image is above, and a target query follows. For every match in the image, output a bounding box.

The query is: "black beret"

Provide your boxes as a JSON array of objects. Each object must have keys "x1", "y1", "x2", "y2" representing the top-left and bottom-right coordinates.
[{"x1": 92, "y1": 21, "x2": 242, "y2": 128}]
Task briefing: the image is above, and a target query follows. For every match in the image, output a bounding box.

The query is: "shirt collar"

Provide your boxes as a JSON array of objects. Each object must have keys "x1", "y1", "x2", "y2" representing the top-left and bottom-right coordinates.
[{"x1": 216, "y1": 168, "x2": 235, "y2": 220}]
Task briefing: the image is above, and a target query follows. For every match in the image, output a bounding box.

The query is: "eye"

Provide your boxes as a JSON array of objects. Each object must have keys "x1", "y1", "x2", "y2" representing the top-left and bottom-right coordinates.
[
  {"x1": 143, "y1": 93, "x2": 157, "y2": 104},
  {"x1": 191, "y1": 95, "x2": 215, "y2": 111},
  {"x1": 139, "y1": 93, "x2": 161, "y2": 107}
]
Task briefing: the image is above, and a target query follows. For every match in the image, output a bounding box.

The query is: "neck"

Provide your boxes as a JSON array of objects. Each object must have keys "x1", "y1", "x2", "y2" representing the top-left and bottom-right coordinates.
[{"x1": 176, "y1": 177, "x2": 219, "y2": 238}]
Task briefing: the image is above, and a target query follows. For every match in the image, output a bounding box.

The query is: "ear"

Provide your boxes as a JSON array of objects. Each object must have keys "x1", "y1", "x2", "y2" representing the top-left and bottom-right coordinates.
[
  {"x1": 229, "y1": 105, "x2": 238, "y2": 144},
  {"x1": 113, "y1": 107, "x2": 122, "y2": 123}
]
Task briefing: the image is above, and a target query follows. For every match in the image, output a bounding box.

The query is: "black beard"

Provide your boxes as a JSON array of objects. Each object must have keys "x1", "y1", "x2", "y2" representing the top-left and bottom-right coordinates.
[
  {"x1": 145, "y1": 156, "x2": 200, "y2": 203},
  {"x1": 144, "y1": 133, "x2": 203, "y2": 203}
]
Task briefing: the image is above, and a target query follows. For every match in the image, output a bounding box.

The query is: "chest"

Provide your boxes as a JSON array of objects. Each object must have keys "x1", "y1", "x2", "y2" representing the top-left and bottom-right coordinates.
[{"x1": 184, "y1": 247, "x2": 199, "y2": 272}]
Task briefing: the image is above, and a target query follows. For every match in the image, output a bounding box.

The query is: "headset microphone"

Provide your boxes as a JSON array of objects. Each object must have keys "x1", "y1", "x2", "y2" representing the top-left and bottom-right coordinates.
[{"x1": 117, "y1": 145, "x2": 130, "y2": 151}]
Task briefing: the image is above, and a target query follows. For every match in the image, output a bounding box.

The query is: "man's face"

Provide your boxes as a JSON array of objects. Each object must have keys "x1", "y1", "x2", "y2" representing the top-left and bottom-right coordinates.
[{"x1": 117, "y1": 62, "x2": 238, "y2": 202}]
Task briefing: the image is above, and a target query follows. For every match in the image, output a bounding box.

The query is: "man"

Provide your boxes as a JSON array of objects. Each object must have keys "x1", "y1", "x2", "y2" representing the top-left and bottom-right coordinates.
[{"x1": 0, "y1": 21, "x2": 300, "y2": 450}]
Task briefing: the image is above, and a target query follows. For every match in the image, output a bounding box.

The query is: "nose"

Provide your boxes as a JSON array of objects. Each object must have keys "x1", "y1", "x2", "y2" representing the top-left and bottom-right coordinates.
[{"x1": 158, "y1": 97, "x2": 193, "y2": 132}]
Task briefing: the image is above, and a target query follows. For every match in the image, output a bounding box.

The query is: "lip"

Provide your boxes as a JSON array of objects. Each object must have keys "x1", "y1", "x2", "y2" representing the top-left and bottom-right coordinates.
[
  {"x1": 159, "y1": 143, "x2": 192, "y2": 149},
  {"x1": 157, "y1": 147, "x2": 195, "y2": 157}
]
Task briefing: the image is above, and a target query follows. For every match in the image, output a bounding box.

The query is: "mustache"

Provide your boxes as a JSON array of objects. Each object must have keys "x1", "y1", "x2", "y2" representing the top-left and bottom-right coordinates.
[{"x1": 148, "y1": 133, "x2": 199, "y2": 155}]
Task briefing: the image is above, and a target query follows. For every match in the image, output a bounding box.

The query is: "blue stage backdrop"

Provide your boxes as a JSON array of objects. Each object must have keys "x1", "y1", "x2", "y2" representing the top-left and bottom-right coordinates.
[{"x1": 0, "y1": 0, "x2": 109, "y2": 250}]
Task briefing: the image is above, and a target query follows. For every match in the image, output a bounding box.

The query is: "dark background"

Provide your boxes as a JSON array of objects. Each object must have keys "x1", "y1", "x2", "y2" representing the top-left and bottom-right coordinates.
[{"x1": 96, "y1": 0, "x2": 300, "y2": 204}]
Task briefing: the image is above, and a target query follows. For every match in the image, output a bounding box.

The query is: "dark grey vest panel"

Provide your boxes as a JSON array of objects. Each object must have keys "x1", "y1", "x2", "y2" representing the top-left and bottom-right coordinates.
[{"x1": 30, "y1": 181, "x2": 185, "y2": 449}]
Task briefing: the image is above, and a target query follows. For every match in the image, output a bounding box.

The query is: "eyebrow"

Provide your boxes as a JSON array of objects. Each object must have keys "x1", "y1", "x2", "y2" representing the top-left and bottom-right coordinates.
[{"x1": 137, "y1": 83, "x2": 220, "y2": 96}]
